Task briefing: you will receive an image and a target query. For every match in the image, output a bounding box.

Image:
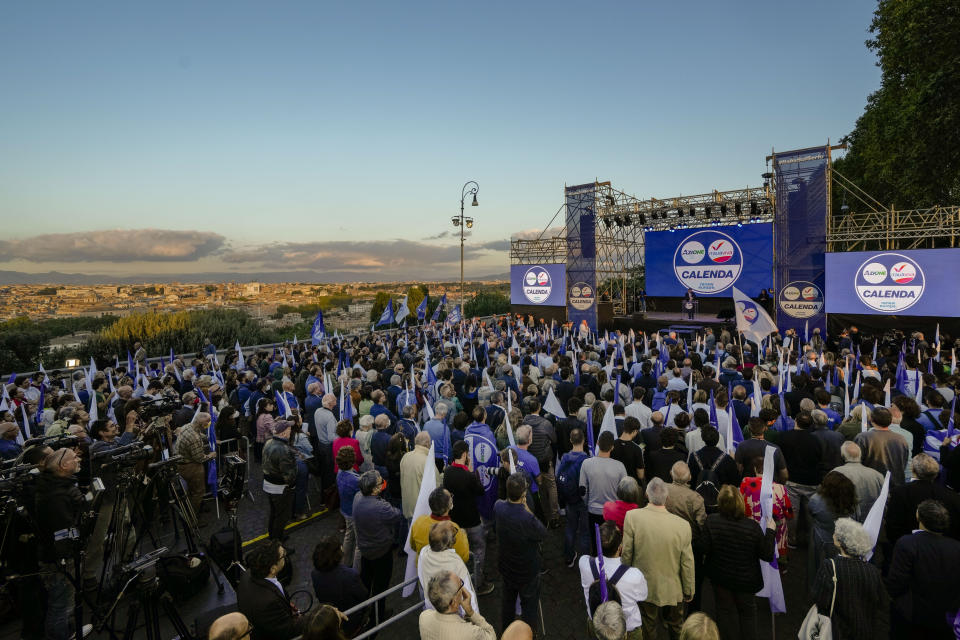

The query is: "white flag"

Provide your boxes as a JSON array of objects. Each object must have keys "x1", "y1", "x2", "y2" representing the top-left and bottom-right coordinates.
[
  {"x1": 597, "y1": 402, "x2": 617, "y2": 452},
  {"x1": 732, "y1": 286, "x2": 778, "y2": 346},
  {"x1": 402, "y1": 442, "x2": 437, "y2": 597},
  {"x1": 543, "y1": 386, "x2": 566, "y2": 419},
  {"x1": 863, "y1": 471, "x2": 891, "y2": 561},
  {"x1": 755, "y1": 446, "x2": 786, "y2": 612}
]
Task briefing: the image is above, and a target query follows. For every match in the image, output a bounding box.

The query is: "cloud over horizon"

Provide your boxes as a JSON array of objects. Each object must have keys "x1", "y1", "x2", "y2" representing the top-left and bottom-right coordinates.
[
  {"x1": 220, "y1": 238, "x2": 506, "y2": 273},
  {"x1": 0, "y1": 229, "x2": 226, "y2": 263}
]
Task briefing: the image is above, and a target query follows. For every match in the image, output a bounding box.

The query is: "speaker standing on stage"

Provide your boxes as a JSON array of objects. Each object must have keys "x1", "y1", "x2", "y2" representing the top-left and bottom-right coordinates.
[{"x1": 684, "y1": 288, "x2": 697, "y2": 320}]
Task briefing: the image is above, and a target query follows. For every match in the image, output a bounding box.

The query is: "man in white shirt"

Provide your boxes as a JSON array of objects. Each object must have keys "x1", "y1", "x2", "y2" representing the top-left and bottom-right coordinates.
[
  {"x1": 666, "y1": 369, "x2": 688, "y2": 393},
  {"x1": 579, "y1": 521, "x2": 647, "y2": 639},
  {"x1": 418, "y1": 521, "x2": 479, "y2": 613},
  {"x1": 624, "y1": 388, "x2": 652, "y2": 428}
]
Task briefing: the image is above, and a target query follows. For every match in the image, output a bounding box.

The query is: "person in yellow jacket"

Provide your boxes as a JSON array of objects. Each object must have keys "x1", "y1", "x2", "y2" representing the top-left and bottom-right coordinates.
[{"x1": 410, "y1": 487, "x2": 470, "y2": 565}]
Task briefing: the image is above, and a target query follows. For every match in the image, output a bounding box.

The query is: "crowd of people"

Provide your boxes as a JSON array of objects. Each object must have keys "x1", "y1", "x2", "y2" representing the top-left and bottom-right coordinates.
[{"x1": 2, "y1": 317, "x2": 960, "y2": 640}]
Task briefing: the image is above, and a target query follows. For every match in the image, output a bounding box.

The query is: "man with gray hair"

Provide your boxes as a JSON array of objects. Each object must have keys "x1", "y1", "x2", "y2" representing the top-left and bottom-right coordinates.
[
  {"x1": 621, "y1": 477, "x2": 694, "y2": 639},
  {"x1": 401, "y1": 432, "x2": 442, "y2": 519},
  {"x1": 353, "y1": 469, "x2": 403, "y2": 621},
  {"x1": 810, "y1": 408, "x2": 843, "y2": 475},
  {"x1": 886, "y1": 453, "x2": 960, "y2": 543},
  {"x1": 424, "y1": 402, "x2": 451, "y2": 467},
  {"x1": 592, "y1": 601, "x2": 628, "y2": 640},
  {"x1": 833, "y1": 441, "x2": 885, "y2": 521},
  {"x1": 418, "y1": 570, "x2": 495, "y2": 640},
  {"x1": 417, "y1": 521, "x2": 478, "y2": 613}
]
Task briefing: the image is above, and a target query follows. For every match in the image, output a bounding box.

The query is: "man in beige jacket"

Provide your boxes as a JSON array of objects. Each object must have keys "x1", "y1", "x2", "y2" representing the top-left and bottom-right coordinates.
[
  {"x1": 419, "y1": 571, "x2": 496, "y2": 640},
  {"x1": 621, "y1": 477, "x2": 695, "y2": 640},
  {"x1": 401, "y1": 431, "x2": 442, "y2": 519}
]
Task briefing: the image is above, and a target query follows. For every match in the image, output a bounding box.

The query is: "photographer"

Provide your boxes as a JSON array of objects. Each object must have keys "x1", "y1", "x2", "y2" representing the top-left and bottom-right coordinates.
[
  {"x1": 262, "y1": 420, "x2": 298, "y2": 541},
  {"x1": 0, "y1": 421, "x2": 23, "y2": 460},
  {"x1": 85, "y1": 419, "x2": 138, "y2": 588},
  {"x1": 35, "y1": 447, "x2": 88, "y2": 640},
  {"x1": 175, "y1": 412, "x2": 215, "y2": 519}
]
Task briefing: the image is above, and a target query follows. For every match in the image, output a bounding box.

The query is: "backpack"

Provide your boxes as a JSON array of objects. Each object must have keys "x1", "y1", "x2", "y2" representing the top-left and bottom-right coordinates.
[
  {"x1": 556, "y1": 453, "x2": 586, "y2": 506},
  {"x1": 651, "y1": 388, "x2": 668, "y2": 411},
  {"x1": 692, "y1": 451, "x2": 726, "y2": 513},
  {"x1": 587, "y1": 560, "x2": 629, "y2": 616},
  {"x1": 157, "y1": 553, "x2": 211, "y2": 601}
]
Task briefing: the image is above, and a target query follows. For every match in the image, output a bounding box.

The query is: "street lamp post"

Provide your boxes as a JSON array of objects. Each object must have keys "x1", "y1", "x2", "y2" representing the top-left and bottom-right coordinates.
[{"x1": 452, "y1": 180, "x2": 479, "y2": 312}]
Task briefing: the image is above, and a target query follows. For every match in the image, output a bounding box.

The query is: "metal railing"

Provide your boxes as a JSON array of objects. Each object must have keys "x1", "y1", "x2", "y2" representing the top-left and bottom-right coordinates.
[{"x1": 290, "y1": 576, "x2": 424, "y2": 640}]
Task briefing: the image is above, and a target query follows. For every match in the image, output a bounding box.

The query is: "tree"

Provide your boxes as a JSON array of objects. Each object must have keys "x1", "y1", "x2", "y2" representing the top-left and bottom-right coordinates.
[
  {"x1": 406, "y1": 284, "x2": 428, "y2": 322},
  {"x1": 370, "y1": 291, "x2": 393, "y2": 323},
  {"x1": 834, "y1": 0, "x2": 960, "y2": 209},
  {"x1": 464, "y1": 291, "x2": 510, "y2": 318}
]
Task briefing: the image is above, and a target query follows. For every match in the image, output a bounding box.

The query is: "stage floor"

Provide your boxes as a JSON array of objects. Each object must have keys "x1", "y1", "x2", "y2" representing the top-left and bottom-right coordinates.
[{"x1": 607, "y1": 311, "x2": 736, "y2": 336}]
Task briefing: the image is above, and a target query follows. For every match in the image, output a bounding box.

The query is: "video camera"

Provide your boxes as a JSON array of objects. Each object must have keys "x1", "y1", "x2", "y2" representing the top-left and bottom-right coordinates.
[
  {"x1": 0, "y1": 462, "x2": 39, "y2": 496},
  {"x1": 91, "y1": 441, "x2": 154, "y2": 471},
  {"x1": 23, "y1": 433, "x2": 80, "y2": 451},
  {"x1": 140, "y1": 397, "x2": 182, "y2": 420}
]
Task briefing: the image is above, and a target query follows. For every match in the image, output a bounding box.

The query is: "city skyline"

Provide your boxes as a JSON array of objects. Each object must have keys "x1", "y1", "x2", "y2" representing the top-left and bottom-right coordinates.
[{"x1": 2, "y1": 1, "x2": 881, "y2": 281}]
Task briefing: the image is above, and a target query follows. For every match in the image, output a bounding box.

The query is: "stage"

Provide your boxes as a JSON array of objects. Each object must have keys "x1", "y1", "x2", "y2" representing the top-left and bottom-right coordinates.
[{"x1": 606, "y1": 310, "x2": 736, "y2": 338}]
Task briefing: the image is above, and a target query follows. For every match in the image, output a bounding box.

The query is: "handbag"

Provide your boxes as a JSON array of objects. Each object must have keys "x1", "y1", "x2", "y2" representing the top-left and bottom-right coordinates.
[{"x1": 798, "y1": 559, "x2": 837, "y2": 640}]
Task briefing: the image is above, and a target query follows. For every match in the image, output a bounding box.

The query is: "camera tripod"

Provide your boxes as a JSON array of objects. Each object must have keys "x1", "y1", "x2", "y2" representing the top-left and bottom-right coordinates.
[{"x1": 98, "y1": 549, "x2": 194, "y2": 640}]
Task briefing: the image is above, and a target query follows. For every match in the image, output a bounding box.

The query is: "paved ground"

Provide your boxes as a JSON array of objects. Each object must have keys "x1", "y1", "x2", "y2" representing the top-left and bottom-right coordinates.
[{"x1": 1, "y1": 467, "x2": 814, "y2": 639}]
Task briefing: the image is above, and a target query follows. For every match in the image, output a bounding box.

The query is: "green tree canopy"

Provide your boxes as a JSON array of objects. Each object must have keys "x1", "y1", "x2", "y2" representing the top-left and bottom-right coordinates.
[
  {"x1": 835, "y1": 0, "x2": 960, "y2": 208},
  {"x1": 464, "y1": 291, "x2": 510, "y2": 318}
]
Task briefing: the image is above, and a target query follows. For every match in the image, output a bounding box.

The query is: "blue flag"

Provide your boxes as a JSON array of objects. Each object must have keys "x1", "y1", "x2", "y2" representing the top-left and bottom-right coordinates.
[
  {"x1": 127, "y1": 350, "x2": 135, "y2": 374},
  {"x1": 311, "y1": 310, "x2": 326, "y2": 345},
  {"x1": 431, "y1": 294, "x2": 447, "y2": 322},
  {"x1": 376, "y1": 299, "x2": 395, "y2": 327},
  {"x1": 416, "y1": 295, "x2": 428, "y2": 322},
  {"x1": 445, "y1": 305, "x2": 462, "y2": 326}
]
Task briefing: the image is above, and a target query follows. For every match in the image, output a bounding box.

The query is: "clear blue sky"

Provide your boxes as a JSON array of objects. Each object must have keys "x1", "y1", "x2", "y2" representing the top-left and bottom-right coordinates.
[{"x1": 0, "y1": 0, "x2": 881, "y2": 280}]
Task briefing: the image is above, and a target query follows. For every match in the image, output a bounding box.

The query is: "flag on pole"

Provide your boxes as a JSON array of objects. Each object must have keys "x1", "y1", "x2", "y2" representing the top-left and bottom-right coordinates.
[
  {"x1": 376, "y1": 299, "x2": 395, "y2": 327},
  {"x1": 732, "y1": 286, "x2": 778, "y2": 347},
  {"x1": 445, "y1": 305, "x2": 462, "y2": 326},
  {"x1": 755, "y1": 446, "x2": 787, "y2": 613},
  {"x1": 235, "y1": 341, "x2": 245, "y2": 370},
  {"x1": 431, "y1": 294, "x2": 447, "y2": 322},
  {"x1": 275, "y1": 390, "x2": 293, "y2": 419},
  {"x1": 402, "y1": 442, "x2": 437, "y2": 596},
  {"x1": 543, "y1": 386, "x2": 566, "y2": 419},
  {"x1": 16, "y1": 404, "x2": 27, "y2": 445},
  {"x1": 863, "y1": 472, "x2": 891, "y2": 561},
  {"x1": 726, "y1": 405, "x2": 744, "y2": 452},
  {"x1": 310, "y1": 310, "x2": 326, "y2": 345},
  {"x1": 394, "y1": 295, "x2": 410, "y2": 324},
  {"x1": 597, "y1": 403, "x2": 617, "y2": 451},
  {"x1": 416, "y1": 295, "x2": 428, "y2": 321}
]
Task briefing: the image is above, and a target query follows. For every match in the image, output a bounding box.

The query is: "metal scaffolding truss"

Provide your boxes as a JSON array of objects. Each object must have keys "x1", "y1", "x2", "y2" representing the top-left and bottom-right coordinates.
[
  {"x1": 827, "y1": 168, "x2": 960, "y2": 251},
  {"x1": 828, "y1": 205, "x2": 960, "y2": 251},
  {"x1": 595, "y1": 183, "x2": 775, "y2": 232},
  {"x1": 510, "y1": 237, "x2": 566, "y2": 265},
  {"x1": 509, "y1": 180, "x2": 778, "y2": 316}
]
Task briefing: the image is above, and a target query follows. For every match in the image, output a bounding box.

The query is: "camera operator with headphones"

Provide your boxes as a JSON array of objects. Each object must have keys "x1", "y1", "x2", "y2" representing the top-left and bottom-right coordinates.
[
  {"x1": 84, "y1": 418, "x2": 139, "y2": 590},
  {"x1": 35, "y1": 446, "x2": 92, "y2": 640}
]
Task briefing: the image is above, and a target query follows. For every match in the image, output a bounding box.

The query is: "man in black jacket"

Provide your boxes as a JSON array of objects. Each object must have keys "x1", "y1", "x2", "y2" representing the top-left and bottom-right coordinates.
[
  {"x1": 236, "y1": 541, "x2": 305, "y2": 640},
  {"x1": 886, "y1": 453, "x2": 960, "y2": 544},
  {"x1": 262, "y1": 423, "x2": 298, "y2": 541},
  {"x1": 523, "y1": 398, "x2": 559, "y2": 527},
  {"x1": 443, "y1": 440, "x2": 493, "y2": 596},
  {"x1": 35, "y1": 447, "x2": 86, "y2": 640},
  {"x1": 886, "y1": 499, "x2": 960, "y2": 639},
  {"x1": 494, "y1": 473, "x2": 547, "y2": 635}
]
